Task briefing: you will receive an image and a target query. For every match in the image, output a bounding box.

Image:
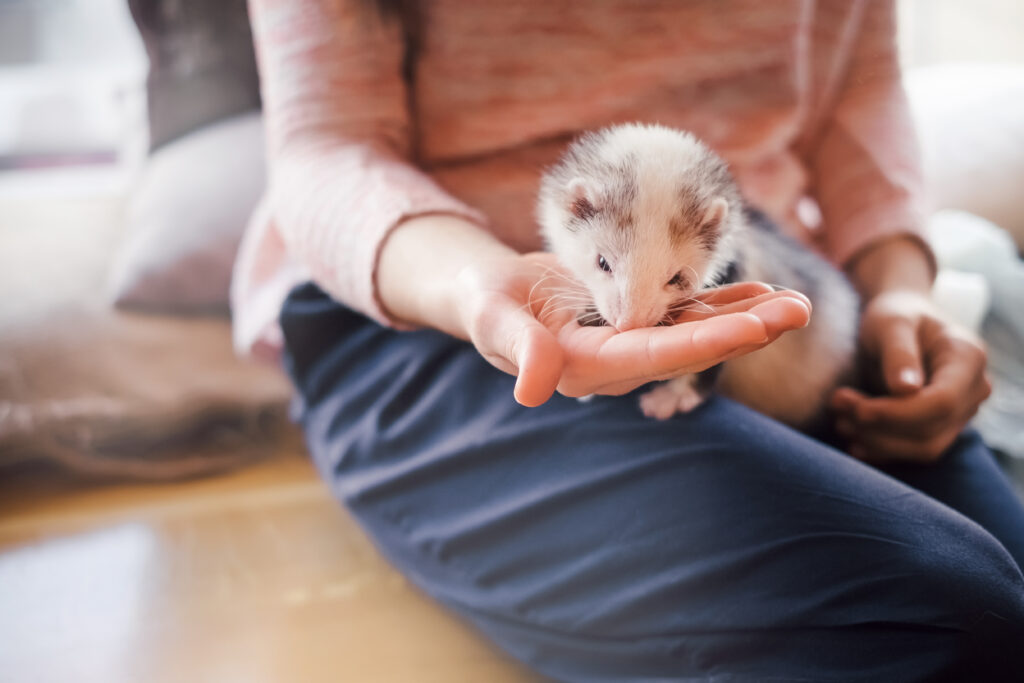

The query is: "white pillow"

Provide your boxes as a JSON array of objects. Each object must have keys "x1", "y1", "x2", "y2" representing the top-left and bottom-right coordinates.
[{"x1": 107, "y1": 111, "x2": 265, "y2": 313}]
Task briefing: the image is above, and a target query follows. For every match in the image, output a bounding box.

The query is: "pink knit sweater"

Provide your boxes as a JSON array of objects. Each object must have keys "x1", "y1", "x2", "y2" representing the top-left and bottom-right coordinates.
[{"x1": 232, "y1": 0, "x2": 926, "y2": 359}]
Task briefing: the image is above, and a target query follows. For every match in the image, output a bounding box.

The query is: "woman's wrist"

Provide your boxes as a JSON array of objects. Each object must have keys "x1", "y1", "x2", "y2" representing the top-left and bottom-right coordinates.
[
  {"x1": 845, "y1": 235, "x2": 935, "y2": 301},
  {"x1": 376, "y1": 213, "x2": 515, "y2": 338}
]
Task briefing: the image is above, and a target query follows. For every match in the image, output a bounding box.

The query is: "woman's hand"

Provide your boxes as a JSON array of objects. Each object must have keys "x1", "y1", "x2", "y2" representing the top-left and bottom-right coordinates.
[
  {"x1": 455, "y1": 252, "x2": 812, "y2": 407},
  {"x1": 831, "y1": 290, "x2": 991, "y2": 463},
  {"x1": 833, "y1": 237, "x2": 990, "y2": 464}
]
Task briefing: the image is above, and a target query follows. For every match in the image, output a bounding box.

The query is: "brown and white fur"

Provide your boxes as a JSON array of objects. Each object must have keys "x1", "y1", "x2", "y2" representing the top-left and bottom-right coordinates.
[{"x1": 537, "y1": 123, "x2": 859, "y2": 428}]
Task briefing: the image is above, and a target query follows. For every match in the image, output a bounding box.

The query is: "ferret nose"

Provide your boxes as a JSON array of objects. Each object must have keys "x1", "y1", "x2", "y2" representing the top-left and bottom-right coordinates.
[{"x1": 614, "y1": 314, "x2": 646, "y2": 332}]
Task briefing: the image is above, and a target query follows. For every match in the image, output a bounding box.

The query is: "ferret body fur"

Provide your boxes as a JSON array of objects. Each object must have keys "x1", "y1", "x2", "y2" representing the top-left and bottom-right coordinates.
[{"x1": 537, "y1": 123, "x2": 859, "y2": 427}]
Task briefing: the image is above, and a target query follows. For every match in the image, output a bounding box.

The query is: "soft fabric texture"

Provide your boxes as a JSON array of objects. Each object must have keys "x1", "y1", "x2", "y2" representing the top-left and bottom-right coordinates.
[
  {"x1": 0, "y1": 194, "x2": 293, "y2": 480},
  {"x1": 928, "y1": 210, "x2": 1024, "y2": 459},
  {"x1": 906, "y1": 64, "x2": 1024, "y2": 253},
  {"x1": 280, "y1": 282, "x2": 1024, "y2": 682},
  {"x1": 108, "y1": 112, "x2": 265, "y2": 314},
  {"x1": 128, "y1": 0, "x2": 260, "y2": 151},
  {"x1": 233, "y1": 0, "x2": 931, "y2": 359}
]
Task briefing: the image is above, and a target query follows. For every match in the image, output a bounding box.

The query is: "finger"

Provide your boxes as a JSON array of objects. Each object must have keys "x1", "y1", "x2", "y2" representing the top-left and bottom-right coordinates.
[
  {"x1": 720, "y1": 340, "x2": 773, "y2": 362},
  {"x1": 591, "y1": 300, "x2": 808, "y2": 393},
  {"x1": 604, "y1": 298, "x2": 808, "y2": 380},
  {"x1": 748, "y1": 297, "x2": 811, "y2": 337},
  {"x1": 694, "y1": 281, "x2": 775, "y2": 305},
  {"x1": 558, "y1": 298, "x2": 809, "y2": 395},
  {"x1": 470, "y1": 295, "x2": 564, "y2": 406},
  {"x1": 877, "y1": 318, "x2": 925, "y2": 395},
  {"x1": 512, "y1": 324, "x2": 564, "y2": 407},
  {"x1": 846, "y1": 427, "x2": 960, "y2": 464},
  {"x1": 833, "y1": 346, "x2": 987, "y2": 431},
  {"x1": 713, "y1": 299, "x2": 812, "y2": 363},
  {"x1": 696, "y1": 282, "x2": 812, "y2": 309},
  {"x1": 829, "y1": 386, "x2": 860, "y2": 414},
  {"x1": 597, "y1": 311, "x2": 769, "y2": 378},
  {"x1": 844, "y1": 382, "x2": 986, "y2": 440},
  {"x1": 839, "y1": 407, "x2": 945, "y2": 440},
  {"x1": 675, "y1": 290, "x2": 812, "y2": 323},
  {"x1": 832, "y1": 386, "x2": 954, "y2": 433}
]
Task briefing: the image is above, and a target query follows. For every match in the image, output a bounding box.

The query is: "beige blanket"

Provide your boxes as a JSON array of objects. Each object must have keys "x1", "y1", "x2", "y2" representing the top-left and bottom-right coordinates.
[{"x1": 0, "y1": 191, "x2": 294, "y2": 480}]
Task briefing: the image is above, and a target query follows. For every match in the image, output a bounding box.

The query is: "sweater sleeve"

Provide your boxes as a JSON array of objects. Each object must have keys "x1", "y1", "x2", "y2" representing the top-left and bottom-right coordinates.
[
  {"x1": 249, "y1": 0, "x2": 487, "y2": 327},
  {"x1": 809, "y1": 0, "x2": 935, "y2": 272}
]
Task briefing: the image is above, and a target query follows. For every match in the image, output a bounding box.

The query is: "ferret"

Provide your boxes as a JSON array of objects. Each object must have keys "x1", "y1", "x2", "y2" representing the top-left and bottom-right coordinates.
[{"x1": 537, "y1": 123, "x2": 859, "y2": 428}]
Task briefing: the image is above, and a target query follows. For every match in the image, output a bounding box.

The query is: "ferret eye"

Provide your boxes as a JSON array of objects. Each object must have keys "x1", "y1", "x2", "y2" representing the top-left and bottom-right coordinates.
[
  {"x1": 667, "y1": 272, "x2": 688, "y2": 288},
  {"x1": 597, "y1": 255, "x2": 611, "y2": 273}
]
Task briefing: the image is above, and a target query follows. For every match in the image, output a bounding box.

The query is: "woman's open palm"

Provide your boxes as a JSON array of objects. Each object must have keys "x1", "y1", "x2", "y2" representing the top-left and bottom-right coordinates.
[{"x1": 455, "y1": 252, "x2": 812, "y2": 406}]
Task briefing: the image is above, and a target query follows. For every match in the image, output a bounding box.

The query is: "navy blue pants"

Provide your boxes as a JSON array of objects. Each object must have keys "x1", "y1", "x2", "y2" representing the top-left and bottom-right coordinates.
[{"x1": 281, "y1": 283, "x2": 1024, "y2": 682}]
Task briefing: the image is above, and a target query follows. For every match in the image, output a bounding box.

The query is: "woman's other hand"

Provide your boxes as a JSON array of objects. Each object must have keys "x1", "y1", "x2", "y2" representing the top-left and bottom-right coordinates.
[
  {"x1": 831, "y1": 290, "x2": 991, "y2": 463},
  {"x1": 834, "y1": 237, "x2": 991, "y2": 463}
]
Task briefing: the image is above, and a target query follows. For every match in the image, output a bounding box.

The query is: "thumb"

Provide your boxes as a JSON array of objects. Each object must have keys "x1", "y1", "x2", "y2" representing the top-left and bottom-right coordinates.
[
  {"x1": 512, "y1": 323, "x2": 564, "y2": 407},
  {"x1": 879, "y1": 317, "x2": 924, "y2": 395}
]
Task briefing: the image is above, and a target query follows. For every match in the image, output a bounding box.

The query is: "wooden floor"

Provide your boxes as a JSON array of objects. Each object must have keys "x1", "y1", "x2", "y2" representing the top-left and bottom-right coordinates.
[
  {"x1": 5, "y1": 443, "x2": 1022, "y2": 683},
  {"x1": 0, "y1": 445, "x2": 539, "y2": 683}
]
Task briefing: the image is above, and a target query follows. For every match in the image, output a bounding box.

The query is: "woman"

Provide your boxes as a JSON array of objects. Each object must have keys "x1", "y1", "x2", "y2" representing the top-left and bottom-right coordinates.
[{"x1": 233, "y1": 1, "x2": 1024, "y2": 679}]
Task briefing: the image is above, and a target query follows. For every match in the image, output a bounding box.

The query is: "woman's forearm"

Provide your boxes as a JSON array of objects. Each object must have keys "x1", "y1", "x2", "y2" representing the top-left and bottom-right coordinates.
[
  {"x1": 376, "y1": 214, "x2": 516, "y2": 338},
  {"x1": 845, "y1": 236, "x2": 934, "y2": 301}
]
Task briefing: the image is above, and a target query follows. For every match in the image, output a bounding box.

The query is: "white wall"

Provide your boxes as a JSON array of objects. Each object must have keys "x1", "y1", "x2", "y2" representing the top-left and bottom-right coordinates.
[
  {"x1": 0, "y1": 0, "x2": 147, "y2": 163},
  {"x1": 0, "y1": 0, "x2": 144, "y2": 66},
  {"x1": 2, "y1": 0, "x2": 1023, "y2": 163},
  {"x1": 899, "y1": 0, "x2": 1024, "y2": 68}
]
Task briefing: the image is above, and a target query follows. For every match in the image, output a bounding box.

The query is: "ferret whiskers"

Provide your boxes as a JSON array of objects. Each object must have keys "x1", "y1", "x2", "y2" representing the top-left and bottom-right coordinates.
[
  {"x1": 682, "y1": 264, "x2": 703, "y2": 290},
  {"x1": 667, "y1": 295, "x2": 718, "y2": 317},
  {"x1": 520, "y1": 270, "x2": 593, "y2": 322},
  {"x1": 530, "y1": 270, "x2": 594, "y2": 324}
]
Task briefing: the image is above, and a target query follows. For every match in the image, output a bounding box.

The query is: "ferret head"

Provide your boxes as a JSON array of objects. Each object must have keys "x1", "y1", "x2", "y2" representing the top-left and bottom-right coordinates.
[{"x1": 538, "y1": 124, "x2": 744, "y2": 331}]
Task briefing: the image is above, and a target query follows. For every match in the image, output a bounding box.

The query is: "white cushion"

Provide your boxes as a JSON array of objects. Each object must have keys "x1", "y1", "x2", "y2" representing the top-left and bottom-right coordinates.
[{"x1": 107, "y1": 112, "x2": 265, "y2": 313}]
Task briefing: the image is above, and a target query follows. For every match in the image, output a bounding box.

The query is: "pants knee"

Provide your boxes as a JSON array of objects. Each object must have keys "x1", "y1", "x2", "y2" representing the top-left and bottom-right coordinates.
[{"x1": 869, "y1": 518, "x2": 1024, "y2": 644}]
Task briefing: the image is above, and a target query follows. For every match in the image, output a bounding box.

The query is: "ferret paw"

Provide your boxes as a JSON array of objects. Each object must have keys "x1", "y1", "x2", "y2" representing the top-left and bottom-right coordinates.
[{"x1": 639, "y1": 382, "x2": 706, "y2": 420}]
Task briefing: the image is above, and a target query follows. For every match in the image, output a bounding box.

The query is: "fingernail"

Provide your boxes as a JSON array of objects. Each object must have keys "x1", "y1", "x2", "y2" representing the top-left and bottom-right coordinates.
[{"x1": 900, "y1": 368, "x2": 922, "y2": 387}]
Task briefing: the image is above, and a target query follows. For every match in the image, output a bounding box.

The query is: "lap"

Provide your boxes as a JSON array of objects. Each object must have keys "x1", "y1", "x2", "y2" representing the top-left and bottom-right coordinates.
[{"x1": 281, "y1": 283, "x2": 1024, "y2": 682}]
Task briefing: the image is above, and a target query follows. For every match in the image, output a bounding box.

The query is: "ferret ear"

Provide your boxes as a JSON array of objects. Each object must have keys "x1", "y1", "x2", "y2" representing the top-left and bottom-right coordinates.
[
  {"x1": 701, "y1": 197, "x2": 729, "y2": 229},
  {"x1": 566, "y1": 177, "x2": 599, "y2": 220}
]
